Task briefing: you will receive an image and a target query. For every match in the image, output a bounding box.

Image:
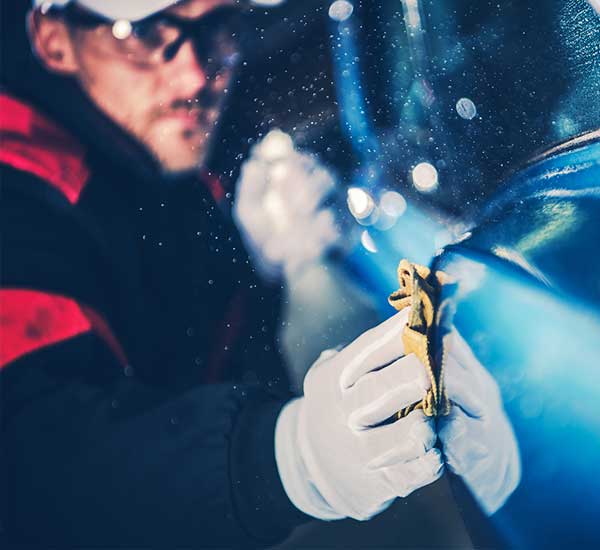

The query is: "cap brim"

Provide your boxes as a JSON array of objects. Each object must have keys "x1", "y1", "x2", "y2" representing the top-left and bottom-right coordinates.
[
  {"x1": 77, "y1": 0, "x2": 181, "y2": 21},
  {"x1": 34, "y1": 0, "x2": 182, "y2": 22},
  {"x1": 35, "y1": 1, "x2": 270, "y2": 21}
]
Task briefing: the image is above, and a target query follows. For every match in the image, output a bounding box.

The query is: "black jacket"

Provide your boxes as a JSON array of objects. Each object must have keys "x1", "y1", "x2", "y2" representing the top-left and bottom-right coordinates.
[{"x1": 0, "y1": 28, "x2": 309, "y2": 548}]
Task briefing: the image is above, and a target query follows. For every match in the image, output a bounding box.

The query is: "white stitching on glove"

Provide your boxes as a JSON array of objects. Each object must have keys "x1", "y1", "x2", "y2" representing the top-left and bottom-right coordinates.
[
  {"x1": 275, "y1": 308, "x2": 445, "y2": 521},
  {"x1": 439, "y1": 330, "x2": 522, "y2": 516}
]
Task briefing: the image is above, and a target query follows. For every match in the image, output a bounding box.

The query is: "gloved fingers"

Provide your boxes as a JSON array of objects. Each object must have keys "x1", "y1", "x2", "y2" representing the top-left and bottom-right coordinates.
[
  {"x1": 439, "y1": 409, "x2": 489, "y2": 476},
  {"x1": 446, "y1": 330, "x2": 500, "y2": 395},
  {"x1": 479, "y1": 444, "x2": 521, "y2": 515},
  {"x1": 302, "y1": 347, "x2": 341, "y2": 389},
  {"x1": 346, "y1": 354, "x2": 430, "y2": 427},
  {"x1": 286, "y1": 165, "x2": 335, "y2": 214},
  {"x1": 338, "y1": 309, "x2": 410, "y2": 390},
  {"x1": 380, "y1": 448, "x2": 445, "y2": 498},
  {"x1": 348, "y1": 372, "x2": 429, "y2": 429},
  {"x1": 443, "y1": 354, "x2": 486, "y2": 418},
  {"x1": 263, "y1": 235, "x2": 288, "y2": 265},
  {"x1": 299, "y1": 209, "x2": 340, "y2": 254},
  {"x1": 302, "y1": 345, "x2": 345, "y2": 391},
  {"x1": 236, "y1": 211, "x2": 272, "y2": 249},
  {"x1": 443, "y1": 438, "x2": 490, "y2": 476},
  {"x1": 236, "y1": 157, "x2": 269, "y2": 200},
  {"x1": 314, "y1": 348, "x2": 340, "y2": 367},
  {"x1": 437, "y1": 407, "x2": 467, "y2": 442},
  {"x1": 314, "y1": 208, "x2": 340, "y2": 245},
  {"x1": 306, "y1": 164, "x2": 336, "y2": 198},
  {"x1": 445, "y1": 329, "x2": 480, "y2": 368},
  {"x1": 271, "y1": 154, "x2": 334, "y2": 212},
  {"x1": 283, "y1": 209, "x2": 340, "y2": 276},
  {"x1": 472, "y1": 458, "x2": 514, "y2": 514},
  {"x1": 364, "y1": 414, "x2": 437, "y2": 469}
]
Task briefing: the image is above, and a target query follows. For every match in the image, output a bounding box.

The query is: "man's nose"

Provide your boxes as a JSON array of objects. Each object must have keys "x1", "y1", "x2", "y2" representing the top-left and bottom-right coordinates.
[{"x1": 166, "y1": 40, "x2": 208, "y2": 98}]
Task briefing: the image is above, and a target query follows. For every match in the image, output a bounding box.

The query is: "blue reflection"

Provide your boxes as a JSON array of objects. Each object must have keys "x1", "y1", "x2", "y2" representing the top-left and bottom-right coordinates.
[
  {"x1": 424, "y1": 133, "x2": 600, "y2": 548},
  {"x1": 435, "y1": 251, "x2": 600, "y2": 548},
  {"x1": 327, "y1": 0, "x2": 600, "y2": 544},
  {"x1": 343, "y1": 204, "x2": 448, "y2": 313},
  {"x1": 329, "y1": 16, "x2": 380, "y2": 170}
]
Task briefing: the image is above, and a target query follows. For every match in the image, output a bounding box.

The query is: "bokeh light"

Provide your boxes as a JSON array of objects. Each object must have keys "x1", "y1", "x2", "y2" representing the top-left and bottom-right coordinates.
[
  {"x1": 328, "y1": 1, "x2": 354, "y2": 22},
  {"x1": 380, "y1": 190, "x2": 407, "y2": 217},
  {"x1": 112, "y1": 20, "x2": 133, "y2": 40},
  {"x1": 360, "y1": 230, "x2": 378, "y2": 253},
  {"x1": 347, "y1": 187, "x2": 375, "y2": 219},
  {"x1": 412, "y1": 162, "x2": 439, "y2": 193}
]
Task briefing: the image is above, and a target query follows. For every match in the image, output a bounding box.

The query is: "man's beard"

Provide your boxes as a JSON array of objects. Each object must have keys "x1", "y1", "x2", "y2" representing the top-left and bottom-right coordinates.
[{"x1": 146, "y1": 86, "x2": 228, "y2": 176}]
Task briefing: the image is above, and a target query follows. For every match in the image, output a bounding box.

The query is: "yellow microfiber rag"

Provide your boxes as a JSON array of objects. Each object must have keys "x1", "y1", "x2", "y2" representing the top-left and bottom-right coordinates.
[{"x1": 388, "y1": 259, "x2": 452, "y2": 418}]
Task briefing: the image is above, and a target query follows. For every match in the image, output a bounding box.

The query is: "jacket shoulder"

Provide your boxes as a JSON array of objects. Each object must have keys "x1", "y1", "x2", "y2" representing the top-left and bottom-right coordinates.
[{"x1": 0, "y1": 93, "x2": 90, "y2": 204}]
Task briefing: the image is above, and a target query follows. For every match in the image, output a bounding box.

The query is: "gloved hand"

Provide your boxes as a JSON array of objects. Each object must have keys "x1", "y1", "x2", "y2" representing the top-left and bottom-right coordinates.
[
  {"x1": 275, "y1": 308, "x2": 445, "y2": 521},
  {"x1": 233, "y1": 130, "x2": 340, "y2": 280},
  {"x1": 439, "y1": 330, "x2": 521, "y2": 515}
]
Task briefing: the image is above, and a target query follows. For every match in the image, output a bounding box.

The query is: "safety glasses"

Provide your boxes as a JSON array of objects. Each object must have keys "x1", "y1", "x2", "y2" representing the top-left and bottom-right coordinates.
[{"x1": 59, "y1": 4, "x2": 244, "y2": 72}]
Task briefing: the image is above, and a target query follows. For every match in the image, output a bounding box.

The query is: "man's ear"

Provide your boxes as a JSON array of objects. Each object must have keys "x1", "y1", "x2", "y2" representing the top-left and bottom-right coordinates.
[{"x1": 27, "y1": 9, "x2": 79, "y2": 75}]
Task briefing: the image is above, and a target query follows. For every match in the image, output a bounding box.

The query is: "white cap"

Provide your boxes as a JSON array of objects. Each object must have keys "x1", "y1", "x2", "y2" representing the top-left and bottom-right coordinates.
[
  {"x1": 33, "y1": 0, "x2": 181, "y2": 22},
  {"x1": 33, "y1": 0, "x2": 285, "y2": 22}
]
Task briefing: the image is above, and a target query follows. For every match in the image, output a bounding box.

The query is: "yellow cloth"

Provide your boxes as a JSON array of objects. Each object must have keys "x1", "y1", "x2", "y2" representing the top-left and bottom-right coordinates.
[{"x1": 388, "y1": 259, "x2": 451, "y2": 418}]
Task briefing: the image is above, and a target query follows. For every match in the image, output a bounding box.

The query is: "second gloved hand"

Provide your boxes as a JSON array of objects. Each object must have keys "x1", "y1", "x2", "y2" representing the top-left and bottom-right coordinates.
[
  {"x1": 233, "y1": 130, "x2": 340, "y2": 281},
  {"x1": 439, "y1": 330, "x2": 521, "y2": 516},
  {"x1": 275, "y1": 308, "x2": 444, "y2": 521}
]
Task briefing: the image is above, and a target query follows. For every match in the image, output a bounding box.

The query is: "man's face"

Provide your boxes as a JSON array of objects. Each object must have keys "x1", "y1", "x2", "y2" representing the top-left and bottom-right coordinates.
[{"x1": 63, "y1": 0, "x2": 239, "y2": 173}]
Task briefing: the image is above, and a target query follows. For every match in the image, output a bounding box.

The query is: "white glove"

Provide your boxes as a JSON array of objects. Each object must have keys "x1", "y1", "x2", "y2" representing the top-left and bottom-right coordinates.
[
  {"x1": 275, "y1": 308, "x2": 445, "y2": 521},
  {"x1": 233, "y1": 130, "x2": 340, "y2": 280},
  {"x1": 439, "y1": 330, "x2": 521, "y2": 516}
]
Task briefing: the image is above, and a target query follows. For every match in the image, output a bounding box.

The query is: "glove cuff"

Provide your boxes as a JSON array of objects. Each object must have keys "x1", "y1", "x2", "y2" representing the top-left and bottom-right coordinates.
[{"x1": 275, "y1": 398, "x2": 346, "y2": 521}]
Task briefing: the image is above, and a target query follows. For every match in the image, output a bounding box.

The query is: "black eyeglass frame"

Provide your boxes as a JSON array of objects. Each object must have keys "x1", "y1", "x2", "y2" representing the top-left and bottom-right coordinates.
[{"x1": 51, "y1": 4, "x2": 247, "y2": 65}]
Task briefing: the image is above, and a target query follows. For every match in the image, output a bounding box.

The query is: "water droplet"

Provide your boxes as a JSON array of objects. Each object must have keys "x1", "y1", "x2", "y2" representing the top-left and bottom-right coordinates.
[
  {"x1": 456, "y1": 97, "x2": 477, "y2": 120},
  {"x1": 329, "y1": 0, "x2": 354, "y2": 22}
]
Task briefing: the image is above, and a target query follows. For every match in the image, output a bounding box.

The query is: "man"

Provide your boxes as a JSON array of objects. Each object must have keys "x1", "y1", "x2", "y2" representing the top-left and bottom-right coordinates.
[{"x1": 0, "y1": 0, "x2": 518, "y2": 547}]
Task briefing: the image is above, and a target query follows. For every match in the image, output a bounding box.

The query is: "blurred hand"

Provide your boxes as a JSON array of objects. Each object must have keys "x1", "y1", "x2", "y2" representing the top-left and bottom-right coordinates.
[
  {"x1": 233, "y1": 130, "x2": 340, "y2": 280},
  {"x1": 439, "y1": 330, "x2": 521, "y2": 515},
  {"x1": 275, "y1": 308, "x2": 444, "y2": 521}
]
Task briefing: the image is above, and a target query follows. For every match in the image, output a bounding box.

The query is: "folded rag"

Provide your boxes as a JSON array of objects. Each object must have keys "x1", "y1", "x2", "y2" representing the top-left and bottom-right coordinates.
[{"x1": 388, "y1": 259, "x2": 452, "y2": 418}]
